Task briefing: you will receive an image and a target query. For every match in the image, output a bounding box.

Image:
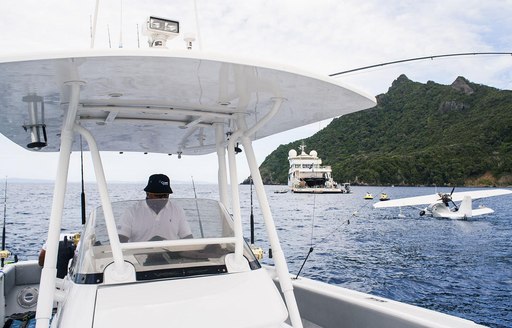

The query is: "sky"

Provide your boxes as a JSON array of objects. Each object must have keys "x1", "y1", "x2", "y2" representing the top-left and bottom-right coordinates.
[{"x1": 0, "y1": 0, "x2": 511, "y2": 184}]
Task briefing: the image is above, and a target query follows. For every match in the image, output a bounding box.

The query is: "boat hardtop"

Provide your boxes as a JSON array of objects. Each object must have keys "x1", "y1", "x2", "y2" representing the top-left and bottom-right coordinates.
[
  {"x1": 0, "y1": 49, "x2": 375, "y2": 155},
  {"x1": 0, "y1": 18, "x2": 485, "y2": 328}
]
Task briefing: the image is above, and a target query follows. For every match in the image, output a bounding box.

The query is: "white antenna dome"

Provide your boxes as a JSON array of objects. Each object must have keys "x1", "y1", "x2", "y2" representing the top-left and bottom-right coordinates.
[
  {"x1": 288, "y1": 149, "x2": 297, "y2": 157},
  {"x1": 310, "y1": 150, "x2": 317, "y2": 157}
]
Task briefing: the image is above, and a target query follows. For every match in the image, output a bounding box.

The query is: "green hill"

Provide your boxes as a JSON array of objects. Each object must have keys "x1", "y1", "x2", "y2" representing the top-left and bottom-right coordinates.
[{"x1": 255, "y1": 75, "x2": 512, "y2": 186}]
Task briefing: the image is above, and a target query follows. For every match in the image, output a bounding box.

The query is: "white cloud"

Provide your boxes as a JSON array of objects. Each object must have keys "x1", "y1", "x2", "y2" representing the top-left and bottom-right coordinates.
[{"x1": 0, "y1": 0, "x2": 511, "y2": 183}]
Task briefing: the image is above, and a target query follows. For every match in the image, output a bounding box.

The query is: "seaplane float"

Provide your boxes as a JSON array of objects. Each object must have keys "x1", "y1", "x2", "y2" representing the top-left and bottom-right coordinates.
[
  {"x1": 373, "y1": 187, "x2": 512, "y2": 219},
  {"x1": 0, "y1": 15, "x2": 486, "y2": 328}
]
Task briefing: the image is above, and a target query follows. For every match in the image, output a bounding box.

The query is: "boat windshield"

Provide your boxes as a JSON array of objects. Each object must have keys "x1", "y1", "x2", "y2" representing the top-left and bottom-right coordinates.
[{"x1": 70, "y1": 198, "x2": 260, "y2": 284}]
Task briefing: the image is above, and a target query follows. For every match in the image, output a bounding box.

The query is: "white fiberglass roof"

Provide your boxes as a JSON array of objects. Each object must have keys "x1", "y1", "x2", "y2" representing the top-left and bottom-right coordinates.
[{"x1": 0, "y1": 49, "x2": 376, "y2": 155}]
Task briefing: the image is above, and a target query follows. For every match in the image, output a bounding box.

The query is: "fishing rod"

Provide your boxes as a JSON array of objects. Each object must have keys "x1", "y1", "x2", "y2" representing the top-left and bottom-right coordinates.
[
  {"x1": 295, "y1": 196, "x2": 353, "y2": 279},
  {"x1": 295, "y1": 218, "x2": 352, "y2": 278},
  {"x1": 191, "y1": 176, "x2": 204, "y2": 238},
  {"x1": 250, "y1": 176, "x2": 254, "y2": 245},
  {"x1": 1, "y1": 178, "x2": 10, "y2": 268},
  {"x1": 248, "y1": 177, "x2": 263, "y2": 260},
  {"x1": 329, "y1": 52, "x2": 512, "y2": 77},
  {"x1": 80, "y1": 136, "x2": 86, "y2": 225},
  {"x1": 295, "y1": 193, "x2": 316, "y2": 279}
]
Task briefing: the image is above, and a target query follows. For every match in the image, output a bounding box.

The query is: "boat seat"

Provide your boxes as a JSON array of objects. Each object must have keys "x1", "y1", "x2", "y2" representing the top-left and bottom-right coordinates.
[
  {"x1": 1, "y1": 261, "x2": 41, "y2": 318},
  {"x1": 14, "y1": 261, "x2": 42, "y2": 285},
  {"x1": 2, "y1": 264, "x2": 16, "y2": 297},
  {"x1": 2, "y1": 261, "x2": 40, "y2": 298}
]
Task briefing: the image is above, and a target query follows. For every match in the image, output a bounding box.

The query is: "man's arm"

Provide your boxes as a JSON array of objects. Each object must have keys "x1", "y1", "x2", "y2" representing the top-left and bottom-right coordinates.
[{"x1": 38, "y1": 249, "x2": 46, "y2": 266}]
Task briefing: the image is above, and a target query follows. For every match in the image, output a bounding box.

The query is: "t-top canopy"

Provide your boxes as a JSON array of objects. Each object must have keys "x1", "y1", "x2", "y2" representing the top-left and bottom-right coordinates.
[{"x1": 0, "y1": 49, "x2": 376, "y2": 155}]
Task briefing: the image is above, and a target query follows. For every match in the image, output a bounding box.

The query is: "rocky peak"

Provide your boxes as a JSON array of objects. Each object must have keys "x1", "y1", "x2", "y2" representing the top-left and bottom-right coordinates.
[
  {"x1": 451, "y1": 76, "x2": 474, "y2": 95},
  {"x1": 391, "y1": 74, "x2": 411, "y2": 87}
]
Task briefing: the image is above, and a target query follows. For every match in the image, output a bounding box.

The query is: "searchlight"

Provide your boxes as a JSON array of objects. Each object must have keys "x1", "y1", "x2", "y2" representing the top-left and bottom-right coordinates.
[{"x1": 144, "y1": 16, "x2": 179, "y2": 48}]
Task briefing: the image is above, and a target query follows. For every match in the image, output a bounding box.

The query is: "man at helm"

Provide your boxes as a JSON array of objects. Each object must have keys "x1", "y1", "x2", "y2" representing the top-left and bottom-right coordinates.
[{"x1": 117, "y1": 174, "x2": 193, "y2": 242}]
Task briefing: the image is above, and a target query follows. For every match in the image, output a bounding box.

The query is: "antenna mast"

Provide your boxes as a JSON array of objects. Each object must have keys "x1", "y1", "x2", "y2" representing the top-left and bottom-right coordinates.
[
  {"x1": 118, "y1": 0, "x2": 123, "y2": 48},
  {"x1": 193, "y1": 0, "x2": 203, "y2": 51},
  {"x1": 90, "y1": 0, "x2": 100, "y2": 48}
]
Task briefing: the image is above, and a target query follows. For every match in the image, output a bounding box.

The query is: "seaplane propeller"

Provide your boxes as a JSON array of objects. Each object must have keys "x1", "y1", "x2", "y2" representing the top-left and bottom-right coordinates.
[{"x1": 438, "y1": 187, "x2": 458, "y2": 211}]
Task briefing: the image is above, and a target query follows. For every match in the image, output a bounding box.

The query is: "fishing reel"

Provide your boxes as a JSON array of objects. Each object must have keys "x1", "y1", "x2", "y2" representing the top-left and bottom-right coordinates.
[
  {"x1": 0, "y1": 249, "x2": 11, "y2": 259},
  {"x1": 250, "y1": 245, "x2": 264, "y2": 260},
  {"x1": 0, "y1": 249, "x2": 18, "y2": 268}
]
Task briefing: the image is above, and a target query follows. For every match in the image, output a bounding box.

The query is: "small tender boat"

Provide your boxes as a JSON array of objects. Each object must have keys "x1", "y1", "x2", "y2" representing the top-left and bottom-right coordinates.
[
  {"x1": 364, "y1": 192, "x2": 374, "y2": 200},
  {"x1": 379, "y1": 193, "x2": 390, "y2": 201}
]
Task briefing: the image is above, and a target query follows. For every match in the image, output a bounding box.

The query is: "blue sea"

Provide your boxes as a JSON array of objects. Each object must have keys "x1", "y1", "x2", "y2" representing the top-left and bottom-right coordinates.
[{"x1": 2, "y1": 182, "x2": 511, "y2": 328}]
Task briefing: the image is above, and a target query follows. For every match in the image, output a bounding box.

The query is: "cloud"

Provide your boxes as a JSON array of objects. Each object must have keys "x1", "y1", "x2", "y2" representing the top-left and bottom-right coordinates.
[{"x1": 0, "y1": 0, "x2": 511, "y2": 183}]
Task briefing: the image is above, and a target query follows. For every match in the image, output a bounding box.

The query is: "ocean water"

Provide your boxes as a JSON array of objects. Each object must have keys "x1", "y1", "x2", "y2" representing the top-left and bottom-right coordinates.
[{"x1": 2, "y1": 182, "x2": 511, "y2": 328}]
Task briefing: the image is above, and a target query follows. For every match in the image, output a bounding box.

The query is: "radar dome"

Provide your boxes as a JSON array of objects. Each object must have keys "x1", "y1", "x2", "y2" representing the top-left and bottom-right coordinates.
[
  {"x1": 310, "y1": 150, "x2": 317, "y2": 157},
  {"x1": 288, "y1": 149, "x2": 297, "y2": 157}
]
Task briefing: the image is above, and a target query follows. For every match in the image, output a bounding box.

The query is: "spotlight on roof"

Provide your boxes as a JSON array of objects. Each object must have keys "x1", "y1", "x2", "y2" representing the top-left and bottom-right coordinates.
[{"x1": 144, "y1": 16, "x2": 179, "y2": 48}]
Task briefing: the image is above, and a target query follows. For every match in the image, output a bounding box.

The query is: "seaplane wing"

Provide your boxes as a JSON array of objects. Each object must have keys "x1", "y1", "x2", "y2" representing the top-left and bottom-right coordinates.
[
  {"x1": 373, "y1": 189, "x2": 512, "y2": 209},
  {"x1": 373, "y1": 194, "x2": 440, "y2": 208},
  {"x1": 447, "y1": 189, "x2": 512, "y2": 202}
]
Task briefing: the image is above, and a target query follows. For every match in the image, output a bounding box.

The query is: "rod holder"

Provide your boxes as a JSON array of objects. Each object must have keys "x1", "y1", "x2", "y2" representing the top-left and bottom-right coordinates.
[{"x1": 22, "y1": 94, "x2": 47, "y2": 150}]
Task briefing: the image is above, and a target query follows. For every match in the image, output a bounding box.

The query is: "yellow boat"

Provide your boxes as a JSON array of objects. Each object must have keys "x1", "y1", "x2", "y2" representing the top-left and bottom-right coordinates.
[
  {"x1": 379, "y1": 193, "x2": 390, "y2": 201},
  {"x1": 364, "y1": 192, "x2": 374, "y2": 200}
]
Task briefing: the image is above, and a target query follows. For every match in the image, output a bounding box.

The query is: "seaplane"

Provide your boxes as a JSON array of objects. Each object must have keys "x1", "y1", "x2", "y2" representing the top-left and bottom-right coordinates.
[{"x1": 373, "y1": 187, "x2": 512, "y2": 219}]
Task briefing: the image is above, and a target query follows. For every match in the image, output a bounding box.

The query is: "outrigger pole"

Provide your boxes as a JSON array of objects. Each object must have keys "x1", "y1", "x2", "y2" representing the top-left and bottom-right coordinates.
[{"x1": 330, "y1": 52, "x2": 512, "y2": 76}]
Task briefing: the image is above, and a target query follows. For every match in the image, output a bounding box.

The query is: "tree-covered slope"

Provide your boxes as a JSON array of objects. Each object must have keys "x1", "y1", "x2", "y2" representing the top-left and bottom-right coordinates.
[{"x1": 255, "y1": 75, "x2": 512, "y2": 186}]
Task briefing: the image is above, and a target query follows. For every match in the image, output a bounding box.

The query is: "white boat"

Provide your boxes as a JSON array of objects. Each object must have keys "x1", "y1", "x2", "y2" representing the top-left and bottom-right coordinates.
[
  {"x1": 0, "y1": 16, "x2": 485, "y2": 328},
  {"x1": 288, "y1": 144, "x2": 350, "y2": 194}
]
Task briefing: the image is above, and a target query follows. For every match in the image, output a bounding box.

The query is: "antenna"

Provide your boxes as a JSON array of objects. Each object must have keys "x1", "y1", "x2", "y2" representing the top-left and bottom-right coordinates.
[
  {"x1": 118, "y1": 0, "x2": 123, "y2": 48},
  {"x1": 90, "y1": 0, "x2": 100, "y2": 48},
  {"x1": 136, "y1": 24, "x2": 140, "y2": 48},
  {"x1": 107, "y1": 24, "x2": 112, "y2": 48},
  {"x1": 192, "y1": 0, "x2": 203, "y2": 51},
  {"x1": 89, "y1": 15, "x2": 93, "y2": 46}
]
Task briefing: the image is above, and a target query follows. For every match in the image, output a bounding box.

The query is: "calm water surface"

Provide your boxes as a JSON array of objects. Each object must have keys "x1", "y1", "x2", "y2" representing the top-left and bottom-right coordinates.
[{"x1": 2, "y1": 182, "x2": 511, "y2": 328}]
